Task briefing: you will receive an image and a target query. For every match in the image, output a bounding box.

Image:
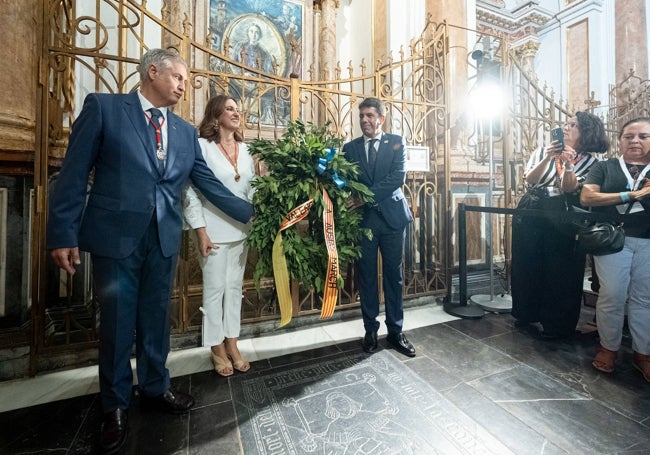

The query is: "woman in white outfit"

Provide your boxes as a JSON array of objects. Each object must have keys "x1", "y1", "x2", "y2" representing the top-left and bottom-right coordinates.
[{"x1": 184, "y1": 95, "x2": 255, "y2": 376}]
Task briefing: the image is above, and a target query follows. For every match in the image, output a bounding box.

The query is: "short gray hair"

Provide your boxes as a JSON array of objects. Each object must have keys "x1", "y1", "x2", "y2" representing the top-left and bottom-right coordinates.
[{"x1": 139, "y1": 48, "x2": 186, "y2": 81}]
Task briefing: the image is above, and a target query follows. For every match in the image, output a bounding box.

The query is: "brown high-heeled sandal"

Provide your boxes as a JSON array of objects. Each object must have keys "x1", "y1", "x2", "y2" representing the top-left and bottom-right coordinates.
[
  {"x1": 632, "y1": 352, "x2": 650, "y2": 383},
  {"x1": 592, "y1": 346, "x2": 617, "y2": 373},
  {"x1": 211, "y1": 352, "x2": 233, "y2": 377}
]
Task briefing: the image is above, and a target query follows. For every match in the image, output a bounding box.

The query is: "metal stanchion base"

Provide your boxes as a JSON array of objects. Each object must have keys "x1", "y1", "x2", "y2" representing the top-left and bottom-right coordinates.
[
  {"x1": 443, "y1": 301, "x2": 485, "y2": 319},
  {"x1": 469, "y1": 293, "x2": 512, "y2": 313}
]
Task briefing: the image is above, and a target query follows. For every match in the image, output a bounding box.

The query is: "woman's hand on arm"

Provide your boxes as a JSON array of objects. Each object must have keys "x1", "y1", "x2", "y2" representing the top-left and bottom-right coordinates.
[{"x1": 630, "y1": 182, "x2": 650, "y2": 201}]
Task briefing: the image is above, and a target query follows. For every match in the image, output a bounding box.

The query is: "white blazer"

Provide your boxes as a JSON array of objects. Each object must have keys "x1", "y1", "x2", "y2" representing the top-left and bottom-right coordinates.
[{"x1": 184, "y1": 138, "x2": 255, "y2": 243}]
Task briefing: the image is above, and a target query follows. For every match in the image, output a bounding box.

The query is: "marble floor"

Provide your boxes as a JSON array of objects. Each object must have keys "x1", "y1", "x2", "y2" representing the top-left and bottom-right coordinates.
[{"x1": 1, "y1": 302, "x2": 649, "y2": 454}]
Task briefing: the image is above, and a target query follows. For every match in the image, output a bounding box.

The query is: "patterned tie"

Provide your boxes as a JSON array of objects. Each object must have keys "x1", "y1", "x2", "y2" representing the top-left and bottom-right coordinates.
[
  {"x1": 148, "y1": 108, "x2": 165, "y2": 171},
  {"x1": 367, "y1": 139, "x2": 377, "y2": 169}
]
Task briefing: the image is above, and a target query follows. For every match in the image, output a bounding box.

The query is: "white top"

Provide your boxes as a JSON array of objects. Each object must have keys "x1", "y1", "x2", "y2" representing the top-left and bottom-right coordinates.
[{"x1": 183, "y1": 138, "x2": 255, "y2": 242}]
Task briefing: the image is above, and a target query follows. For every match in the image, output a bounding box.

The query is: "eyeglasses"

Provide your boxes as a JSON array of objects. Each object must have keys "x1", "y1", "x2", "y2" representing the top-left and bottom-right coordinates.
[{"x1": 563, "y1": 122, "x2": 578, "y2": 129}]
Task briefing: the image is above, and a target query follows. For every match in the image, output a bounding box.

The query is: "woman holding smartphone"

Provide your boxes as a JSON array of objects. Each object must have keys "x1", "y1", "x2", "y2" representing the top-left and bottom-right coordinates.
[{"x1": 511, "y1": 112, "x2": 608, "y2": 339}]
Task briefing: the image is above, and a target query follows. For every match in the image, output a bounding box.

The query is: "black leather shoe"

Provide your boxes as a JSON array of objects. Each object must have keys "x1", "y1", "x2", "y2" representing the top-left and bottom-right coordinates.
[
  {"x1": 514, "y1": 319, "x2": 532, "y2": 328},
  {"x1": 100, "y1": 409, "x2": 128, "y2": 454},
  {"x1": 362, "y1": 330, "x2": 378, "y2": 353},
  {"x1": 386, "y1": 333, "x2": 416, "y2": 357},
  {"x1": 538, "y1": 330, "x2": 574, "y2": 341},
  {"x1": 141, "y1": 389, "x2": 195, "y2": 415}
]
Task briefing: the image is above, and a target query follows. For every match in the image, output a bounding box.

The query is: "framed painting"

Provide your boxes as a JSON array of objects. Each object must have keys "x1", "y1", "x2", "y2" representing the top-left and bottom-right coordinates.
[
  {"x1": 209, "y1": 0, "x2": 303, "y2": 78},
  {"x1": 209, "y1": 0, "x2": 304, "y2": 126}
]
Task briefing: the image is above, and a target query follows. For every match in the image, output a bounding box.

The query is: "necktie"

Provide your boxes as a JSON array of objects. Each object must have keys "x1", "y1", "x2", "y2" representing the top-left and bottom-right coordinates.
[
  {"x1": 148, "y1": 108, "x2": 165, "y2": 171},
  {"x1": 367, "y1": 139, "x2": 377, "y2": 169}
]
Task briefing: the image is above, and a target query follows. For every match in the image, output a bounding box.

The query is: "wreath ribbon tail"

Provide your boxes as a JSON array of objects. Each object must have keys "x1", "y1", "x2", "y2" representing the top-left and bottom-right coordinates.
[
  {"x1": 273, "y1": 198, "x2": 315, "y2": 328},
  {"x1": 320, "y1": 188, "x2": 339, "y2": 319},
  {"x1": 272, "y1": 232, "x2": 293, "y2": 327}
]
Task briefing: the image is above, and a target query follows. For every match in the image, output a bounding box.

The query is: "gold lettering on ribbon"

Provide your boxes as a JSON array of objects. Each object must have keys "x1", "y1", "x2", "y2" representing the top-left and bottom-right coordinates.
[{"x1": 320, "y1": 188, "x2": 339, "y2": 319}]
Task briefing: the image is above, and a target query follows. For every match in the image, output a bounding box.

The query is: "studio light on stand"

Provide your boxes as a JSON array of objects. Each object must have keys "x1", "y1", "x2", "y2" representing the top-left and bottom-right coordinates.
[{"x1": 467, "y1": 54, "x2": 512, "y2": 313}]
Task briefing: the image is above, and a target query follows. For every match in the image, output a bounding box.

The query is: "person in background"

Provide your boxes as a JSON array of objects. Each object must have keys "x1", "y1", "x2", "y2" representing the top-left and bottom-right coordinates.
[
  {"x1": 343, "y1": 97, "x2": 415, "y2": 357},
  {"x1": 581, "y1": 116, "x2": 650, "y2": 382},
  {"x1": 46, "y1": 49, "x2": 254, "y2": 454},
  {"x1": 511, "y1": 112, "x2": 608, "y2": 339},
  {"x1": 184, "y1": 95, "x2": 255, "y2": 377}
]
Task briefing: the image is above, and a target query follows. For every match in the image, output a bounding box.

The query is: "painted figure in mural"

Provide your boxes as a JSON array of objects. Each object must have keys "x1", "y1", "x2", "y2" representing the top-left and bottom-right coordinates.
[
  {"x1": 230, "y1": 22, "x2": 274, "y2": 74},
  {"x1": 273, "y1": 3, "x2": 302, "y2": 78}
]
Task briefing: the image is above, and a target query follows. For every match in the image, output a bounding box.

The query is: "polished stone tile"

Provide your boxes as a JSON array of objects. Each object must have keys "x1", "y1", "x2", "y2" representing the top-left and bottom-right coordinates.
[
  {"x1": 444, "y1": 383, "x2": 568, "y2": 455},
  {"x1": 412, "y1": 323, "x2": 520, "y2": 382},
  {"x1": 2, "y1": 304, "x2": 648, "y2": 455},
  {"x1": 469, "y1": 363, "x2": 590, "y2": 402},
  {"x1": 0, "y1": 394, "x2": 97, "y2": 454},
  {"x1": 497, "y1": 398, "x2": 650, "y2": 453},
  {"x1": 189, "y1": 401, "x2": 241, "y2": 455}
]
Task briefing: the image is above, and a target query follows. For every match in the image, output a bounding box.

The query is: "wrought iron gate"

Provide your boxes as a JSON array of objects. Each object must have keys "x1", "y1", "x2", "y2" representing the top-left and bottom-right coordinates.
[{"x1": 31, "y1": 0, "x2": 450, "y2": 374}]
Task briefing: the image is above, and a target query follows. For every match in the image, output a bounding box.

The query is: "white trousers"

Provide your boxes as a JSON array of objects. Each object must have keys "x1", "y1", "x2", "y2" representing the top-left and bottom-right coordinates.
[
  {"x1": 199, "y1": 239, "x2": 248, "y2": 347},
  {"x1": 594, "y1": 236, "x2": 650, "y2": 355}
]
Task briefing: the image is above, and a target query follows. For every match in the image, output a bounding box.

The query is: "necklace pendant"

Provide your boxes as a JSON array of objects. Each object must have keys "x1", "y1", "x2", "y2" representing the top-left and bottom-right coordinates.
[
  {"x1": 234, "y1": 173, "x2": 241, "y2": 182},
  {"x1": 156, "y1": 148, "x2": 166, "y2": 160}
]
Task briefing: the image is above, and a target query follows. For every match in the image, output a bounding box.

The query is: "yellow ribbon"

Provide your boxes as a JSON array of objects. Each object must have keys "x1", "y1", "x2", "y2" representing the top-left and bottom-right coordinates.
[
  {"x1": 273, "y1": 199, "x2": 314, "y2": 327},
  {"x1": 272, "y1": 187, "x2": 341, "y2": 327}
]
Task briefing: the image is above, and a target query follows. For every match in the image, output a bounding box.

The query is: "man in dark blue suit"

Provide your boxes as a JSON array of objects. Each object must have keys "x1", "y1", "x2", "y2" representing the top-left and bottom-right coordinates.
[
  {"x1": 343, "y1": 97, "x2": 415, "y2": 358},
  {"x1": 46, "y1": 48, "x2": 254, "y2": 454}
]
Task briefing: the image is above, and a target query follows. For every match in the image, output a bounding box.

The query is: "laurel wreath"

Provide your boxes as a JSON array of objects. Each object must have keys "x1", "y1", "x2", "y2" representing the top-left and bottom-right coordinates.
[{"x1": 247, "y1": 120, "x2": 373, "y2": 293}]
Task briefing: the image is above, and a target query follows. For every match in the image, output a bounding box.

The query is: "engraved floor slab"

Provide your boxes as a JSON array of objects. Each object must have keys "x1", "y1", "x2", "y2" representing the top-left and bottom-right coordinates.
[{"x1": 231, "y1": 350, "x2": 513, "y2": 454}]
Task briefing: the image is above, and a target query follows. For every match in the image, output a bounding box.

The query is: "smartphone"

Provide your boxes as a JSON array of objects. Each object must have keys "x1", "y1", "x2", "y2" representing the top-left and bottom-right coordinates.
[{"x1": 551, "y1": 127, "x2": 564, "y2": 152}]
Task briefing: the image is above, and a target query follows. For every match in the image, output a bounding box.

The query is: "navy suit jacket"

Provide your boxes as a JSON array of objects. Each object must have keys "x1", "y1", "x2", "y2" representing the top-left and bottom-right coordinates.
[
  {"x1": 46, "y1": 92, "x2": 254, "y2": 259},
  {"x1": 343, "y1": 133, "x2": 413, "y2": 230}
]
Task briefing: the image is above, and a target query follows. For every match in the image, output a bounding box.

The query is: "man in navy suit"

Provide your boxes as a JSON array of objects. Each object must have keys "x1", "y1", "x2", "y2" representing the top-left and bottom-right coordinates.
[
  {"x1": 343, "y1": 97, "x2": 415, "y2": 358},
  {"x1": 46, "y1": 48, "x2": 254, "y2": 454}
]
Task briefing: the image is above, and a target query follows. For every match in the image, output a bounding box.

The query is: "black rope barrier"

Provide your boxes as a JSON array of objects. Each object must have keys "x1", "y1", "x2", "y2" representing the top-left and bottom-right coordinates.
[{"x1": 444, "y1": 203, "x2": 649, "y2": 319}]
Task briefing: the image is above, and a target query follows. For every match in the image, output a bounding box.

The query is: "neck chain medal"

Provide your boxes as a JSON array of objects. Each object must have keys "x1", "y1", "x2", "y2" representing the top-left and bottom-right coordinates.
[
  {"x1": 218, "y1": 142, "x2": 241, "y2": 181},
  {"x1": 145, "y1": 111, "x2": 166, "y2": 161}
]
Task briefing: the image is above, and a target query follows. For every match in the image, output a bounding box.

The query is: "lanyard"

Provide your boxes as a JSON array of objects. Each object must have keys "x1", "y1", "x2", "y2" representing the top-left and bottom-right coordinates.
[{"x1": 144, "y1": 111, "x2": 166, "y2": 149}]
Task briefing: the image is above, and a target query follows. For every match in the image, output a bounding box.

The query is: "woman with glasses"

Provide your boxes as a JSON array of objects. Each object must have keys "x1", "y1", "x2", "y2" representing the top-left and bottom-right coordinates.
[
  {"x1": 511, "y1": 112, "x2": 608, "y2": 339},
  {"x1": 184, "y1": 95, "x2": 255, "y2": 377},
  {"x1": 581, "y1": 117, "x2": 650, "y2": 381}
]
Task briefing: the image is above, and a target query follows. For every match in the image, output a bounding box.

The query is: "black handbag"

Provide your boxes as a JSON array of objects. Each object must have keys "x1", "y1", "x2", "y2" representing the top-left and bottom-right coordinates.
[
  {"x1": 573, "y1": 203, "x2": 631, "y2": 256},
  {"x1": 575, "y1": 222, "x2": 625, "y2": 256}
]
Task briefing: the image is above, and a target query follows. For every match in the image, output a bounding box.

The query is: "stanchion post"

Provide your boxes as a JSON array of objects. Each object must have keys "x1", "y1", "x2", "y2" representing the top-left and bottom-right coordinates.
[{"x1": 444, "y1": 203, "x2": 485, "y2": 319}]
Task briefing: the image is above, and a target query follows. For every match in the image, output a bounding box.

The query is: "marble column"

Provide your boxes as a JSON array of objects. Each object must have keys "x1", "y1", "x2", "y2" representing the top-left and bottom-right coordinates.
[
  {"x1": 615, "y1": 0, "x2": 648, "y2": 82},
  {"x1": 317, "y1": 0, "x2": 338, "y2": 80},
  {"x1": 163, "y1": 0, "x2": 193, "y2": 119},
  {"x1": 427, "y1": 0, "x2": 468, "y2": 151},
  {"x1": 0, "y1": 0, "x2": 38, "y2": 155}
]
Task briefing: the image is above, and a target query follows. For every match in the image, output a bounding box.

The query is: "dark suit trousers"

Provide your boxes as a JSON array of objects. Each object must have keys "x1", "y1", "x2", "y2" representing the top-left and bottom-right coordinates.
[
  {"x1": 92, "y1": 216, "x2": 177, "y2": 412},
  {"x1": 358, "y1": 208, "x2": 406, "y2": 335}
]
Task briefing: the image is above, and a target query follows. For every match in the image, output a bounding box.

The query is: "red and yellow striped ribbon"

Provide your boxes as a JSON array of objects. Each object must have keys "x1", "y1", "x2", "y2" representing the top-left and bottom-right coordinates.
[{"x1": 320, "y1": 188, "x2": 339, "y2": 319}]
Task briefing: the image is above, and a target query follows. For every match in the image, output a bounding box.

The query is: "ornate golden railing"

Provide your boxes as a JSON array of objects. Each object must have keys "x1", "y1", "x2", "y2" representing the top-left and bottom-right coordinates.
[{"x1": 31, "y1": 0, "x2": 449, "y2": 373}]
